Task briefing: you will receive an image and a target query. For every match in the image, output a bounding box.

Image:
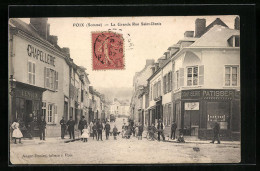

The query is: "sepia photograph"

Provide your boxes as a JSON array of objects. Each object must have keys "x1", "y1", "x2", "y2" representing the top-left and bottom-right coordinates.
[{"x1": 8, "y1": 15, "x2": 241, "y2": 164}]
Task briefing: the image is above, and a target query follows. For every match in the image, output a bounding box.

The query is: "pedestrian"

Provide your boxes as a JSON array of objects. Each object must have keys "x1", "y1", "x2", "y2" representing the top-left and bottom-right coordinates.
[
  {"x1": 81, "y1": 125, "x2": 89, "y2": 142},
  {"x1": 113, "y1": 125, "x2": 118, "y2": 140},
  {"x1": 125, "y1": 126, "x2": 132, "y2": 139},
  {"x1": 92, "y1": 122, "x2": 97, "y2": 140},
  {"x1": 177, "y1": 132, "x2": 185, "y2": 143},
  {"x1": 78, "y1": 116, "x2": 87, "y2": 136},
  {"x1": 11, "y1": 119, "x2": 23, "y2": 144},
  {"x1": 66, "y1": 116, "x2": 75, "y2": 140},
  {"x1": 138, "y1": 123, "x2": 143, "y2": 140},
  {"x1": 134, "y1": 124, "x2": 138, "y2": 138},
  {"x1": 210, "y1": 122, "x2": 221, "y2": 144},
  {"x1": 150, "y1": 123, "x2": 156, "y2": 140},
  {"x1": 156, "y1": 119, "x2": 165, "y2": 141},
  {"x1": 97, "y1": 121, "x2": 103, "y2": 141},
  {"x1": 171, "y1": 121, "x2": 177, "y2": 140},
  {"x1": 89, "y1": 121, "x2": 93, "y2": 137},
  {"x1": 104, "y1": 122, "x2": 111, "y2": 140},
  {"x1": 122, "y1": 123, "x2": 126, "y2": 138},
  {"x1": 60, "y1": 116, "x2": 66, "y2": 139},
  {"x1": 26, "y1": 113, "x2": 33, "y2": 139},
  {"x1": 38, "y1": 115, "x2": 46, "y2": 141}
]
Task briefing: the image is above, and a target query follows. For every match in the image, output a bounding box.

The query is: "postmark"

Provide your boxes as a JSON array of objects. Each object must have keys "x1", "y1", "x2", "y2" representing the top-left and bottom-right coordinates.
[{"x1": 92, "y1": 31, "x2": 125, "y2": 70}]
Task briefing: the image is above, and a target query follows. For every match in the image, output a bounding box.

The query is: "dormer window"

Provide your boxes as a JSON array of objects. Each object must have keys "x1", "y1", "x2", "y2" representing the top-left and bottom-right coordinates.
[{"x1": 228, "y1": 35, "x2": 240, "y2": 47}]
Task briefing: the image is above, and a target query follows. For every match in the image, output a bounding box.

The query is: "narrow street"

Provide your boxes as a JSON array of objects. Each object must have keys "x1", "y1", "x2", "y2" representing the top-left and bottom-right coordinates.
[{"x1": 10, "y1": 118, "x2": 240, "y2": 164}]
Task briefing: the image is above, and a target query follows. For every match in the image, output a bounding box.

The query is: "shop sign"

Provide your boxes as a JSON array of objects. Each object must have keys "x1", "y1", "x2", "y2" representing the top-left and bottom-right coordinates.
[
  {"x1": 27, "y1": 44, "x2": 55, "y2": 67},
  {"x1": 181, "y1": 89, "x2": 234, "y2": 100},
  {"x1": 207, "y1": 114, "x2": 226, "y2": 122},
  {"x1": 15, "y1": 89, "x2": 41, "y2": 100},
  {"x1": 185, "y1": 102, "x2": 199, "y2": 110}
]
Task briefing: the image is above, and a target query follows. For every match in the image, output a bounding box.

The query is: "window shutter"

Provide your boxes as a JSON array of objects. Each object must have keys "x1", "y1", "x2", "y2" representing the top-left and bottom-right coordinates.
[
  {"x1": 46, "y1": 68, "x2": 50, "y2": 88},
  {"x1": 163, "y1": 76, "x2": 166, "y2": 94},
  {"x1": 44, "y1": 67, "x2": 46, "y2": 88},
  {"x1": 179, "y1": 68, "x2": 184, "y2": 87},
  {"x1": 173, "y1": 72, "x2": 176, "y2": 90},
  {"x1": 169, "y1": 72, "x2": 172, "y2": 91},
  {"x1": 54, "y1": 105, "x2": 58, "y2": 124},
  {"x1": 199, "y1": 65, "x2": 204, "y2": 85},
  {"x1": 55, "y1": 71, "x2": 59, "y2": 90}
]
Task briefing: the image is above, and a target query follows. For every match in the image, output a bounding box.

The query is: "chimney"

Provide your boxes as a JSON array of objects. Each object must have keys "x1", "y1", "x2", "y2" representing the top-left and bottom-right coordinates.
[
  {"x1": 145, "y1": 59, "x2": 155, "y2": 67},
  {"x1": 184, "y1": 31, "x2": 194, "y2": 38},
  {"x1": 48, "y1": 35, "x2": 58, "y2": 46},
  {"x1": 195, "y1": 18, "x2": 206, "y2": 38},
  {"x1": 155, "y1": 63, "x2": 159, "y2": 71},
  {"x1": 30, "y1": 18, "x2": 48, "y2": 39},
  {"x1": 234, "y1": 16, "x2": 240, "y2": 30},
  {"x1": 47, "y1": 24, "x2": 50, "y2": 38},
  {"x1": 151, "y1": 66, "x2": 155, "y2": 74},
  {"x1": 62, "y1": 47, "x2": 70, "y2": 57}
]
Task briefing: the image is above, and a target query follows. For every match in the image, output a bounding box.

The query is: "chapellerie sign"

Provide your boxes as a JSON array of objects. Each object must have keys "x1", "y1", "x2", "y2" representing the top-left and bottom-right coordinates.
[
  {"x1": 27, "y1": 44, "x2": 55, "y2": 67},
  {"x1": 15, "y1": 88, "x2": 41, "y2": 100}
]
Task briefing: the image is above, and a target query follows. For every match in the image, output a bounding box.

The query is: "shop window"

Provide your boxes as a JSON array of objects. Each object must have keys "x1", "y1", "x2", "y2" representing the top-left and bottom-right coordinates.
[
  {"x1": 44, "y1": 67, "x2": 58, "y2": 91},
  {"x1": 207, "y1": 102, "x2": 230, "y2": 130},
  {"x1": 225, "y1": 66, "x2": 238, "y2": 86},
  {"x1": 28, "y1": 61, "x2": 35, "y2": 85}
]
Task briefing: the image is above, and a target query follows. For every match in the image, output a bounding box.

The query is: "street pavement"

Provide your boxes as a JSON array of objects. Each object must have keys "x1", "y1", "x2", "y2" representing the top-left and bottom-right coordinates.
[{"x1": 10, "y1": 118, "x2": 240, "y2": 164}]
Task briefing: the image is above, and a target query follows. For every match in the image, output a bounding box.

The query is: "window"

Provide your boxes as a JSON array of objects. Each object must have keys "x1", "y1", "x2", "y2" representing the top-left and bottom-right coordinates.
[
  {"x1": 176, "y1": 71, "x2": 179, "y2": 89},
  {"x1": 163, "y1": 76, "x2": 166, "y2": 94},
  {"x1": 168, "y1": 72, "x2": 172, "y2": 91},
  {"x1": 158, "y1": 81, "x2": 161, "y2": 97},
  {"x1": 225, "y1": 66, "x2": 238, "y2": 86},
  {"x1": 28, "y1": 61, "x2": 35, "y2": 85},
  {"x1": 47, "y1": 104, "x2": 54, "y2": 123},
  {"x1": 42, "y1": 102, "x2": 46, "y2": 120},
  {"x1": 44, "y1": 67, "x2": 58, "y2": 91},
  {"x1": 187, "y1": 66, "x2": 198, "y2": 86}
]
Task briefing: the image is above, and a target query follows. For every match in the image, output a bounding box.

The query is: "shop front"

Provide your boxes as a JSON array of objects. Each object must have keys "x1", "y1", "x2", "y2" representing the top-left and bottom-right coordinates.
[
  {"x1": 11, "y1": 81, "x2": 46, "y2": 138},
  {"x1": 173, "y1": 89, "x2": 240, "y2": 140}
]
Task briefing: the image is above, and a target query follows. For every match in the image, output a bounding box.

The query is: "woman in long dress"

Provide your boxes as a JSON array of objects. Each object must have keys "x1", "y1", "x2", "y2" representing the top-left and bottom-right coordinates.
[{"x1": 11, "y1": 119, "x2": 23, "y2": 144}]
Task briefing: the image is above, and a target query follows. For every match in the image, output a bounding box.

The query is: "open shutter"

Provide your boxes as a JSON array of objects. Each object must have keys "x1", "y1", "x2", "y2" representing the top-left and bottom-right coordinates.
[
  {"x1": 199, "y1": 65, "x2": 204, "y2": 85},
  {"x1": 179, "y1": 68, "x2": 184, "y2": 87},
  {"x1": 163, "y1": 76, "x2": 166, "y2": 94},
  {"x1": 55, "y1": 71, "x2": 59, "y2": 91},
  {"x1": 54, "y1": 105, "x2": 58, "y2": 124},
  {"x1": 44, "y1": 67, "x2": 46, "y2": 88},
  {"x1": 169, "y1": 72, "x2": 172, "y2": 91},
  {"x1": 173, "y1": 72, "x2": 176, "y2": 90},
  {"x1": 46, "y1": 68, "x2": 50, "y2": 88}
]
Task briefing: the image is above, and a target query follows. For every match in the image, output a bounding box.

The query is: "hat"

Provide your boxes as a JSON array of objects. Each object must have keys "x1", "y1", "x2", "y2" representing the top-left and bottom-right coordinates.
[
  {"x1": 70, "y1": 116, "x2": 72, "y2": 118},
  {"x1": 82, "y1": 116, "x2": 85, "y2": 118}
]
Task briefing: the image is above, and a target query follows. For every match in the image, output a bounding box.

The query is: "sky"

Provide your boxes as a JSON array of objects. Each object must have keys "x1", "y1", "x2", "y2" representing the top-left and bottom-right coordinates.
[{"x1": 20, "y1": 16, "x2": 237, "y2": 89}]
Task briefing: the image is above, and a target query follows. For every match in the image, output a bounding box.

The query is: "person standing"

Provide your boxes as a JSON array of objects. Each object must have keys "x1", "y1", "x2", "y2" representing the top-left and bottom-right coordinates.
[
  {"x1": 66, "y1": 116, "x2": 75, "y2": 140},
  {"x1": 26, "y1": 113, "x2": 33, "y2": 139},
  {"x1": 104, "y1": 122, "x2": 111, "y2": 140},
  {"x1": 156, "y1": 119, "x2": 165, "y2": 141},
  {"x1": 97, "y1": 121, "x2": 103, "y2": 141},
  {"x1": 89, "y1": 121, "x2": 93, "y2": 137},
  {"x1": 81, "y1": 125, "x2": 90, "y2": 142},
  {"x1": 138, "y1": 123, "x2": 144, "y2": 140},
  {"x1": 60, "y1": 117, "x2": 66, "y2": 139},
  {"x1": 122, "y1": 123, "x2": 126, "y2": 138},
  {"x1": 92, "y1": 122, "x2": 97, "y2": 140},
  {"x1": 171, "y1": 121, "x2": 177, "y2": 140},
  {"x1": 78, "y1": 116, "x2": 87, "y2": 136},
  {"x1": 211, "y1": 122, "x2": 221, "y2": 144},
  {"x1": 113, "y1": 125, "x2": 118, "y2": 140},
  {"x1": 11, "y1": 119, "x2": 23, "y2": 144},
  {"x1": 38, "y1": 115, "x2": 46, "y2": 141}
]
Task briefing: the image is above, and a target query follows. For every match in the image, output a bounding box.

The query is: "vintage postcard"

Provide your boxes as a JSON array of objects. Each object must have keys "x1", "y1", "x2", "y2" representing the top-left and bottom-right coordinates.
[{"x1": 8, "y1": 16, "x2": 240, "y2": 164}]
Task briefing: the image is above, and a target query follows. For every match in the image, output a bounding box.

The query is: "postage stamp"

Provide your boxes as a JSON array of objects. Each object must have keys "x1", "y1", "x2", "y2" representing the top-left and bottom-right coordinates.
[{"x1": 92, "y1": 31, "x2": 124, "y2": 70}]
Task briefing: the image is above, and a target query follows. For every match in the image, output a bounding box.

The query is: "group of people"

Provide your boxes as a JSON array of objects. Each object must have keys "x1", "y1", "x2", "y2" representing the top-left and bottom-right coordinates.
[{"x1": 11, "y1": 115, "x2": 221, "y2": 145}]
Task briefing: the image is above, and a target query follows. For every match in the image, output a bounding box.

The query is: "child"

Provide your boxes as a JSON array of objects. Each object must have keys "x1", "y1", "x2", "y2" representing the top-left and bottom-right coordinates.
[
  {"x1": 150, "y1": 124, "x2": 156, "y2": 141},
  {"x1": 113, "y1": 125, "x2": 118, "y2": 140},
  {"x1": 177, "y1": 133, "x2": 185, "y2": 143},
  {"x1": 81, "y1": 125, "x2": 89, "y2": 142},
  {"x1": 11, "y1": 119, "x2": 23, "y2": 144}
]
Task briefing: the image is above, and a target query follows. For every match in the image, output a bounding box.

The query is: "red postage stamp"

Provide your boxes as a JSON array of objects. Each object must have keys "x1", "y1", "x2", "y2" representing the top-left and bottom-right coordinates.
[{"x1": 92, "y1": 31, "x2": 124, "y2": 70}]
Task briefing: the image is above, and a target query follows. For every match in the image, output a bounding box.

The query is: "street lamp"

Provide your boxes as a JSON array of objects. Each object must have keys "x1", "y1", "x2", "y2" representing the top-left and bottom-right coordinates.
[{"x1": 9, "y1": 75, "x2": 16, "y2": 96}]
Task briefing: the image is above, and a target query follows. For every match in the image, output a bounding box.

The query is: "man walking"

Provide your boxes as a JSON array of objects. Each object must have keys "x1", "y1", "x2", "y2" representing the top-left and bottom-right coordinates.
[
  {"x1": 104, "y1": 122, "x2": 111, "y2": 140},
  {"x1": 156, "y1": 119, "x2": 165, "y2": 141},
  {"x1": 60, "y1": 117, "x2": 66, "y2": 139},
  {"x1": 38, "y1": 115, "x2": 46, "y2": 141},
  {"x1": 97, "y1": 121, "x2": 103, "y2": 141},
  {"x1": 138, "y1": 123, "x2": 143, "y2": 140},
  {"x1": 211, "y1": 122, "x2": 221, "y2": 144},
  {"x1": 66, "y1": 116, "x2": 75, "y2": 140},
  {"x1": 171, "y1": 121, "x2": 177, "y2": 140}
]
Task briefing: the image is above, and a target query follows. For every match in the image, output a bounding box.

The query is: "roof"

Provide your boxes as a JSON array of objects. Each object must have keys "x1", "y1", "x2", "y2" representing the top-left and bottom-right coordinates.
[
  {"x1": 177, "y1": 37, "x2": 198, "y2": 44},
  {"x1": 191, "y1": 25, "x2": 240, "y2": 47},
  {"x1": 205, "y1": 18, "x2": 228, "y2": 33}
]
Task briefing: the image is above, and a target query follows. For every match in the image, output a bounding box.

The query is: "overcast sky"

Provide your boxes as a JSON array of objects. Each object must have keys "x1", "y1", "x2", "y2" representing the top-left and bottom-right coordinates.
[{"x1": 20, "y1": 16, "x2": 237, "y2": 89}]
